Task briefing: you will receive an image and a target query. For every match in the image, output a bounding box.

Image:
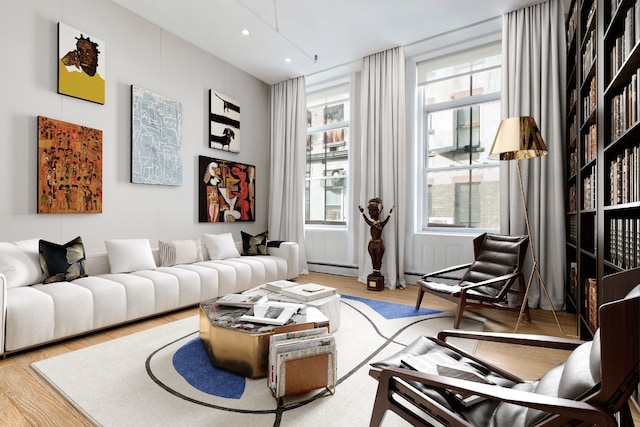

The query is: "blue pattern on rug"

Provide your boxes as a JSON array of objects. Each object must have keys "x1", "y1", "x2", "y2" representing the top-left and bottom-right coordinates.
[
  {"x1": 341, "y1": 294, "x2": 441, "y2": 319},
  {"x1": 172, "y1": 338, "x2": 245, "y2": 398},
  {"x1": 172, "y1": 295, "x2": 441, "y2": 398}
]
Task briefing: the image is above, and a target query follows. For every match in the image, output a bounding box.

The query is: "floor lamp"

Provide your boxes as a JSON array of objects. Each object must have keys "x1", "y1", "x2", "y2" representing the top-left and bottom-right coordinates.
[{"x1": 488, "y1": 116, "x2": 566, "y2": 335}]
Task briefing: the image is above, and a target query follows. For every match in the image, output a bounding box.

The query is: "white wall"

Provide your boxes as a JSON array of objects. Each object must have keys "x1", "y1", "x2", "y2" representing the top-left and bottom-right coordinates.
[{"x1": 0, "y1": 0, "x2": 270, "y2": 254}]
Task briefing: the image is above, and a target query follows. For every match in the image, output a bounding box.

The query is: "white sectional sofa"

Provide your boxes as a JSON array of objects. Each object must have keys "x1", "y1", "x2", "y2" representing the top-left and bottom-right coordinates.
[{"x1": 0, "y1": 234, "x2": 299, "y2": 356}]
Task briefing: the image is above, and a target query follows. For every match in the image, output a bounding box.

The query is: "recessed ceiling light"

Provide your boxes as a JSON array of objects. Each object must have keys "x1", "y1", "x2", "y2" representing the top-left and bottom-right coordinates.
[
  {"x1": 285, "y1": 58, "x2": 291, "y2": 63},
  {"x1": 241, "y1": 29, "x2": 250, "y2": 36}
]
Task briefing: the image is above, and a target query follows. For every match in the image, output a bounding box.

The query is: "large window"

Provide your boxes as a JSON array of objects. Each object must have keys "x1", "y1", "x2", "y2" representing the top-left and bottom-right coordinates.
[
  {"x1": 305, "y1": 82, "x2": 350, "y2": 225},
  {"x1": 418, "y1": 43, "x2": 502, "y2": 230}
]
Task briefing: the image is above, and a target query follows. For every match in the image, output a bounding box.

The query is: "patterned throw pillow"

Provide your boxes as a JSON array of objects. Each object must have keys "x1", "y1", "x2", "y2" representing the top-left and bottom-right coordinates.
[
  {"x1": 39, "y1": 236, "x2": 89, "y2": 284},
  {"x1": 158, "y1": 239, "x2": 201, "y2": 267},
  {"x1": 241, "y1": 231, "x2": 269, "y2": 256}
]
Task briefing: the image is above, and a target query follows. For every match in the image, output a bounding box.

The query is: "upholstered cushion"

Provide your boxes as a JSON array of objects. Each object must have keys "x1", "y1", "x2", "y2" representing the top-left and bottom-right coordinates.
[
  {"x1": 158, "y1": 239, "x2": 201, "y2": 267},
  {"x1": 0, "y1": 239, "x2": 42, "y2": 288},
  {"x1": 201, "y1": 233, "x2": 241, "y2": 260},
  {"x1": 105, "y1": 239, "x2": 156, "y2": 273},
  {"x1": 241, "y1": 230, "x2": 269, "y2": 256},
  {"x1": 39, "y1": 236, "x2": 89, "y2": 284}
]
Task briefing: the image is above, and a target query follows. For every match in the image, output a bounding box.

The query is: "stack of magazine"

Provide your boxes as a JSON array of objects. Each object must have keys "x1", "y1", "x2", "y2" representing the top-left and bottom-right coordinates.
[
  {"x1": 268, "y1": 327, "x2": 336, "y2": 398},
  {"x1": 239, "y1": 301, "x2": 304, "y2": 326},
  {"x1": 278, "y1": 283, "x2": 336, "y2": 302}
]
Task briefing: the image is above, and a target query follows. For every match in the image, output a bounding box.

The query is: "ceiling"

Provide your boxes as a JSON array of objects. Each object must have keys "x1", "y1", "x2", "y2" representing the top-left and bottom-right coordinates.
[{"x1": 111, "y1": 0, "x2": 562, "y2": 85}]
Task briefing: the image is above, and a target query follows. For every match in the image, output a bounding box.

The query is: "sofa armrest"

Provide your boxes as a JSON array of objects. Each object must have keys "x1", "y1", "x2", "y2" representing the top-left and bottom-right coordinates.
[
  {"x1": 268, "y1": 242, "x2": 299, "y2": 280},
  {"x1": 0, "y1": 273, "x2": 6, "y2": 356}
]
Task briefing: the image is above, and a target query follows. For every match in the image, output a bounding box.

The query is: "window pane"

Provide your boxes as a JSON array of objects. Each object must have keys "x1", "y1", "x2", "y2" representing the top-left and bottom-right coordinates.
[
  {"x1": 424, "y1": 67, "x2": 501, "y2": 105},
  {"x1": 426, "y1": 100, "x2": 501, "y2": 168},
  {"x1": 423, "y1": 167, "x2": 500, "y2": 229}
]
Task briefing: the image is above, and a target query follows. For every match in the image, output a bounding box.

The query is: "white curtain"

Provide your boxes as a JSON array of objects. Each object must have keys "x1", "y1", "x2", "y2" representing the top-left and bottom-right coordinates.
[
  {"x1": 501, "y1": 0, "x2": 566, "y2": 309},
  {"x1": 357, "y1": 46, "x2": 407, "y2": 289},
  {"x1": 269, "y1": 76, "x2": 309, "y2": 275}
]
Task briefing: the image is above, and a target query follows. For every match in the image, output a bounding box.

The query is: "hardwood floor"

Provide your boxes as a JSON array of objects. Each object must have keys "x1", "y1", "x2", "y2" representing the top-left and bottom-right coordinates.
[{"x1": 1, "y1": 272, "x2": 637, "y2": 425}]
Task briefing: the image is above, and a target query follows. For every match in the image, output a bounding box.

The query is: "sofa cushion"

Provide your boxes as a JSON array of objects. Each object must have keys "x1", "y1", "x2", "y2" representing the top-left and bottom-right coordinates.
[
  {"x1": 202, "y1": 233, "x2": 241, "y2": 260},
  {"x1": 105, "y1": 239, "x2": 156, "y2": 273},
  {"x1": 241, "y1": 230, "x2": 269, "y2": 256},
  {"x1": 158, "y1": 239, "x2": 201, "y2": 267},
  {"x1": 0, "y1": 239, "x2": 42, "y2": 288},
  {"x1": 39, "y1": 236, "x2": 89, "y2": 284}
]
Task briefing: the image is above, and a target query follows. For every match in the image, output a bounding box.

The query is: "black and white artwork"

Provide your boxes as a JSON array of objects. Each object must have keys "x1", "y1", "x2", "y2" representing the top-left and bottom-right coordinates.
[{"x1": 209, "y1": 90, "x2": 240, "y2": 153}]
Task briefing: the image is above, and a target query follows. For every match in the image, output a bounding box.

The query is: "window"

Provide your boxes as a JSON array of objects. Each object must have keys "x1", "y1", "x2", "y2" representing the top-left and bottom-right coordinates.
[
  {"x1": 305, "y1": 82, "x2": 350, "y2": 225},
  {"x1": 418, "y1": 43, "x2": 501, "y2": 230}
]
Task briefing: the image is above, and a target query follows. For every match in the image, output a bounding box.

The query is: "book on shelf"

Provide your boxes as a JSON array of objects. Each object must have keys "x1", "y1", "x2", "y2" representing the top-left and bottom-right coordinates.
[
  {"x1": 587, "y1": 278, "x2": 598, "y2": 329},
  {"x1": 239, "y1": 301, "x2": 303, "y2": 325},
  {"x1": 215, "y1": 293, "x2": 267, "y2": 308},
  {"x1": 280, "y1": 283, "x2": 337, "y2": 302},
  {"x1": 263, "y1": 280, "x2": 298, "y2": 292},
  {"x1": 401, "y1": 352, "x2": 494, "y2": 407}
]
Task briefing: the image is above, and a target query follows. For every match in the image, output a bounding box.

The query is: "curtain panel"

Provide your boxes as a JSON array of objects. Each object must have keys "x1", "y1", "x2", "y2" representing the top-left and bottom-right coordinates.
[
  {"x1": 357, "y1": 46, "x2": 407, "y2": 289},
  {"x1": 269, "y1": 76, "x2": 309, "y2": 275},
  {"x1": 501, "y1": 0, "x2": 566, "y2": 309}
]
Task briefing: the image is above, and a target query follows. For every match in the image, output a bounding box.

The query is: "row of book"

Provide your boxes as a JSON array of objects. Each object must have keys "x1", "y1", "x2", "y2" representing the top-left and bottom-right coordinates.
[
  {"x1": 585, "y1": 277, "x2": 598, "y2": 329},
  {"x1": 583, "y1": 164, "x2": 597, "y2": 210},
  {"x1": 608, "y1": 217, "x2": 640, "y2": 269},
  {"x1": 566, "y1": 0, "x2": 578, "y2": 47},
  {"x1": 582, "y1": 28, "x2": 597, "y2": 77},
  {"x1": 583, "y1": 75, "x2": 597, "y2": 120},
  {"x1": 568, "y1": 262, "x2": 578, "y2": 301},
  {"x1": 268, "y1": 327, "x2": 336, "y2": 399},
  {"x1": 609, "y1": 144, "x2": 640, "y2": 205},
  {"x1": 568, "y1": 182, "x2": 577, "y2": 213},
  {"x1": 609, "y1": 2, "x2": 640, "y2": 78},
  {"x1": 583, "y1": 124, "x2": 597, "y2": 164},
  {"x1": 610, "y1": 70, "x2": 640, "y2": 141}
]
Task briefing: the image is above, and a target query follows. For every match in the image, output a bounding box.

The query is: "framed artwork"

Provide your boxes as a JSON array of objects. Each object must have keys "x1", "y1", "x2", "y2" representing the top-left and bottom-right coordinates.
[
  {"x1": 209, "y1": 90, "x2": 240, "y2": 153},
  {"x1": 37, "y1": 116, "x2": 102, "y2": 214},
  {"x1": 131, "y1": 85, "x2": 183, "y2": 186},
  {"x1": 58, "y1": 22, "x2": 105, "y2": 104},
  {"x1": 198, "y1": 155, "x2": 255, "y2": 222}
]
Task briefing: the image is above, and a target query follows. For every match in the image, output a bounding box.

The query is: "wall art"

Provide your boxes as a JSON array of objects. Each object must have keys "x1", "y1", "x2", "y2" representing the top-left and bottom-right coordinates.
[
  {"x1": 58, "y1": 22, "x2": 106, "y2": 104},
  {"x1": 37, "y1": 116, "x2": 102, "y2": 214},
  {"x1": 209, "y1": 90, "x2": 240, "y2": 153},
  {"x1": 198, "y1": 155, "x2": 255, "y2": 222},
  {"x1": 131, "y1": 85, "x2": 183, "y2": 186}
]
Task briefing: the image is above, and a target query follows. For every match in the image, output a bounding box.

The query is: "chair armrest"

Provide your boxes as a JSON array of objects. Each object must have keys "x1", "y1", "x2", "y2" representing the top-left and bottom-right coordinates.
[
  {"x1": 0, "y1": 273, "x2": 6, "y2": 356},
  {"x1": 421, "y1": 263, "x2": 472, "y2": 281},
  {"x1": 437, "y1": 330, "x2": 585, "y2": 351},
  {"x1": 374, "y1": 367, "x2": 615, "y2": 427}
]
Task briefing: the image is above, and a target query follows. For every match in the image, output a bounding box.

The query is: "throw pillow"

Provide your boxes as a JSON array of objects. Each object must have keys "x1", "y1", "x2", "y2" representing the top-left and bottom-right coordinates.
[
  {"x1": 39, "y1": 236, "x2": 89, "y2": 284},
  {"x1": 105, "y1": 239, "x2": 156, "y2": 273},
  {"x1": 201, "y1": 233, "x2": 240, "y2": 260},
  {"x1": 241, "y1": 230, "x2": 269, "y2": 256},
  {"x1": 0, "y1": 239, "x2": 43, "y2": 288},
  {"x1": 158, "y1": 239, "x2": 201, "y2": 267}
]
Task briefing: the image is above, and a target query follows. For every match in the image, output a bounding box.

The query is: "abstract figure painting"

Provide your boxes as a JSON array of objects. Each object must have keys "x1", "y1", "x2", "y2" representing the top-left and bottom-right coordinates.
[
  {"x1": 209, "y1": 90, "x2": 240, "y2": 153},
  {"x1": 131, "y1": 85, "x2": 183, "y2": 186},
  {"x1": 37, "y1": 116, "x2": 102, "y2": 214},
  {"x1": 58, "y1": 23, "x2": 105, "y2": 104},
  {"x1": 199, "y1": 156, "x2": 255, "y2": 222}
]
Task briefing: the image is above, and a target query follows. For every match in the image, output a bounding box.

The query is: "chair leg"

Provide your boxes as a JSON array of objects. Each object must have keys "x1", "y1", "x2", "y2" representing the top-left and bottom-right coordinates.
[
  {"x1": 415, "y1": 287, "x2": 425, "y2": 310},
  {"x1": 453, "y1": 294, "x2": 466, "y2": 329}
]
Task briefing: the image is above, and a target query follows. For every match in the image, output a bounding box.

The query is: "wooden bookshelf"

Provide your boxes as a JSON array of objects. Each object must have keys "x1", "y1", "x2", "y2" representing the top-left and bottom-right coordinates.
[{"x1": 565, "y1": 0, "x2": 640, "y2": 340}]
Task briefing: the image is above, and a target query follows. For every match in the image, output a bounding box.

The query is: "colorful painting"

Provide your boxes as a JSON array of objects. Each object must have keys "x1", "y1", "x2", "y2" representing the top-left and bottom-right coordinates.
[
  {"x1": 131, "y1": 85, "x2": 183, "y2": 186},
  {"x1": 58, "y1": 23, "x2": 105, "y2": 104},
  {"x1": 37, "y1": 116, "x2": 102, "y2": 214},
  {"x1": 209, "y1": 90, "x2": 240, "y2": 153},
  {"x1": 199, "y1": 156, "x2": 255, "y2": 222}
]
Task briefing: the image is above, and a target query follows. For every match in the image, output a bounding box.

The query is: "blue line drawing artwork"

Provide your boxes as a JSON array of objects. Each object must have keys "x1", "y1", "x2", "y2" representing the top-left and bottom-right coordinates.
[{"x1": 131, "y1": 85, "x2": 183, "y2": 185}]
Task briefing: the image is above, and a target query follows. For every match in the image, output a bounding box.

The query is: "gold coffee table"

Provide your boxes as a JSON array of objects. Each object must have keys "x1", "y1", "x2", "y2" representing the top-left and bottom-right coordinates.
[{"x1": 199, "y1": 299, "x2": 330, "y2": 378}]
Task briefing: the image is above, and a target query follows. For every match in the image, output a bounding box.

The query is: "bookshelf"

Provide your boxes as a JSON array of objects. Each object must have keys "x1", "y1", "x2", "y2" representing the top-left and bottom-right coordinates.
[{"x1": 566, "y1": 0, "x2": 640, "y2": 340}]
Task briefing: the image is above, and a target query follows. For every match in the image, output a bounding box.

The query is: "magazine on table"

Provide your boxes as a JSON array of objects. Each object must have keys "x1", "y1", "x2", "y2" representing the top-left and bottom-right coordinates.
[
  {"x1": 401, "y1": 352, "x2": 494, "y2": 406},
  {"x1": 239, "y1": 302, "x2": 303, "y2": 325},
  {"x1": 215, "y1": 293, "x2": 267, "y2": 308}
]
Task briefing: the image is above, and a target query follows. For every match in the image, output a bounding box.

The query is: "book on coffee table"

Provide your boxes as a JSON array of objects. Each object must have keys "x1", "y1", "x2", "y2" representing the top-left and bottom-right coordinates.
[
  {"x1": 264, "y1": 280, "x2": 298, "y2": 292},
  {"x1": 239, "y1": 302, "x2": 303, "y2": 325},
  {"x1": 280, "y1": 284, "x2": 336, "y2": 302},
  {"x1": 215, "y1": 293, "x2": 267, "y2": 308}
]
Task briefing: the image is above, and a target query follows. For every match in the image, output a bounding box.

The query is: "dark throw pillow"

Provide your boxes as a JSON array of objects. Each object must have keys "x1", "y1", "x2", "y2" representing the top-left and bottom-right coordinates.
[
  {"x1": 39, "y1": 236, "x2": 89, "y2": 284},
  {"x1": 241, "y1": 231, "x2": 269, "y2": 256}
]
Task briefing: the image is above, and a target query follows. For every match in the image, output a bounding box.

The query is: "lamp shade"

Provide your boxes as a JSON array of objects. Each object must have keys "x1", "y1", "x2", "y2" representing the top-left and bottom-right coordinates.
[{"x1": 488, "y1": 116, "x2": 548, "y2": 160}]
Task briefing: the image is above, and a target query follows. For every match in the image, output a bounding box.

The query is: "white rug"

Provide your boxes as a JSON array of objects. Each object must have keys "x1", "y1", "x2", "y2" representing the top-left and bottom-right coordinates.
[{"x1": 32, "y1": 296, "x2": 484, "y2": 426}]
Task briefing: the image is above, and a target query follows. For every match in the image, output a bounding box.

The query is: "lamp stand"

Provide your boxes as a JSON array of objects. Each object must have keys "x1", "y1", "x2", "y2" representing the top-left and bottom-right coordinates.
[{"x1": 514, "y1": 160, "x2": 567, "y2": 335}]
